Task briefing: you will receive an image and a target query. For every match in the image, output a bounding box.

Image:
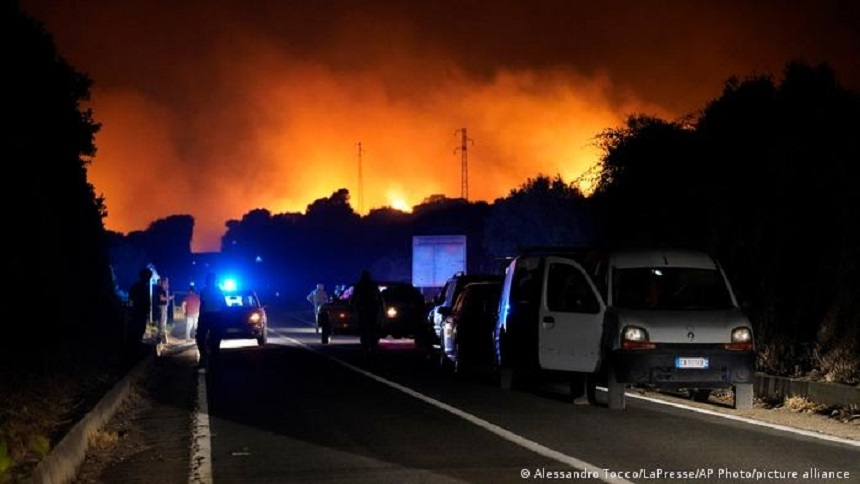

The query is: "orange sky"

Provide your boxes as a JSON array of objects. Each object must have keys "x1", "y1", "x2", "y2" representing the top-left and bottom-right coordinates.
[{"x1": 21, "y1": 1, "x2": 859, "y2": 251}]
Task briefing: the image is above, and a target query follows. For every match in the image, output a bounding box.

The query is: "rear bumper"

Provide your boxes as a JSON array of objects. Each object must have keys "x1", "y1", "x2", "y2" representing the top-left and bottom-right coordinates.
[
  {"x1": 328, "y1": 315, "x2": 356, "y2": 334},
  {"x1": 611, "y1": 347, "x2": 755, "y2": 389},
  {"x1": 213, "y1": 323, "x2": 265, "y2": 340}
]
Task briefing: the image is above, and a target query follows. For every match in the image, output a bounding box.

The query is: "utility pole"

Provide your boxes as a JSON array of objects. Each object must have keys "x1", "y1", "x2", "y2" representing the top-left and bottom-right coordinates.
[
  {"x1": 356, "y1": 142, "x2": 364, "y2": 214},
  {"x1": 454, "y1": 128, "x2": 473, "y2": 200}
]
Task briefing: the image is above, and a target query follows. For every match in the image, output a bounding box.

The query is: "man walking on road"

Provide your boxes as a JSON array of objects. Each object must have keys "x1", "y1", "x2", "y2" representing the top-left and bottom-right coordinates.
[
  {"x1": 307, "y1": 283, "x2": 329, "y2": 333},
  {"x1": 197, "y1": 272, "x2": 226, "y2": 368},
  {"x1": 350, "y1": 270, "x2": 383, "y2": 357}
]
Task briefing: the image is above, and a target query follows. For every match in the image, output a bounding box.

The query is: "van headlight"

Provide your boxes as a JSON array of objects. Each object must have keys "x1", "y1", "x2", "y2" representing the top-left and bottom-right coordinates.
[
  {"x1": 247, "y1": 311, "x2": 263, "y2": 324},
  {"x1": 386, "y1": 307, "x2": 398, "y2": 318}
]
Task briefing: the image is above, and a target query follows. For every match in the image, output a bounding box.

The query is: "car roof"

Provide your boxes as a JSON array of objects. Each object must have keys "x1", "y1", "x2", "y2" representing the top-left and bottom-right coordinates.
[
  {"x1": 609, "y1": 249, "x2": 718, "y2": 270},
  {"x1": 462, "y1": 281, "x2": 502, "y2": 292}
]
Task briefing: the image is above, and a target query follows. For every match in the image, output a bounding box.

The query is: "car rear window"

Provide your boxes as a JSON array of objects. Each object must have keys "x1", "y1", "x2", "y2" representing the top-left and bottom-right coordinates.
[{"x1": 612, "y1": 267, "x2": 733, "y2": 310}]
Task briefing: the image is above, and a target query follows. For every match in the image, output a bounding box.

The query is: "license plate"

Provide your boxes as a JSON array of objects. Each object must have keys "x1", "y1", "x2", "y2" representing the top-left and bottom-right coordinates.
[
  {"x1": 225, "y1": 328, "x2": 242, "y2": 334},
  {"x1": 676, "y1": 357, "x2": 709, "y2": 369}
]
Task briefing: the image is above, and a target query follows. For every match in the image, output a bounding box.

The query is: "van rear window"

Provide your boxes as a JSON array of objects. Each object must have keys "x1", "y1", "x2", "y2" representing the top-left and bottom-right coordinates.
[{"x1": 612, "y1": 268, "x2": 733, "y2": 310}]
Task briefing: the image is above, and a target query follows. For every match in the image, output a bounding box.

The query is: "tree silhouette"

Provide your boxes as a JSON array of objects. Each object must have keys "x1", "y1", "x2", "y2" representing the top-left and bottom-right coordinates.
[
  {"x1": 9, "y1": 3, "x2": 120, "y2": 359},
  {"x1": 591, "y1": 62, "x2": 860, "y2": 382},
  {"x1": 485, "y1": 175, "x2": 591, "y2": 258}
]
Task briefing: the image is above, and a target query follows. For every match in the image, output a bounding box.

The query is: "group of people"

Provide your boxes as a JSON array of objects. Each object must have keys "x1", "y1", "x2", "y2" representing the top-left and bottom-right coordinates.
[
  {"x1": 128, "y1": 267, "x2": 385, "y2": 366},
  {"x1": 308, "y1": 269, "x2": 384, "y2": 355},
  {"x1": 127, "y1": 269, "x2": 224, "y2": 368}
]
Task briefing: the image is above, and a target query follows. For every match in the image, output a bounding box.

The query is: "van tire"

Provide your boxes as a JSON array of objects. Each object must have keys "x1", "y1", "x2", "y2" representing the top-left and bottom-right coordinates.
[
  {"x1": 499, "y1": 364, "x2": 516, "y2": 390},
  {"x1": 452, "y1": 342, "x2": 467, "y2": 376},
  {"x1": 439, "y1": 348, "x2": 453, "y2": 373},
  {"x1": 570, "y1": 372, "x2": 586, "y2": 402},
  {"x1": 607, "y1": 366, "x2": 626, "y2": 410},
  {"x1": 733, "y1": 383, "x2": 754, "y2": 409},
  {"x1": 586, "y1": 372, "x2": 599, "y2": 405}
]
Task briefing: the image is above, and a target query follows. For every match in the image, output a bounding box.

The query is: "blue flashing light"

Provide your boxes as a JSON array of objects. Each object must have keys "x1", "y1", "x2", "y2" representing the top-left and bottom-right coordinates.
[{"x1": 220, "y1": 278, "x2": 238, "y2": 292}]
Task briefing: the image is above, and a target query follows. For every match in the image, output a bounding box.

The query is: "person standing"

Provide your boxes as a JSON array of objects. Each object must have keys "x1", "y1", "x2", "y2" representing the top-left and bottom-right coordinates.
[
  {"x1": 306, "y1": 283, "x2": 329, "y2": 333},
  {"x1": 182, "y1": 285, "x2": 201, "y2": 340},
  {"x1": 154, "y1": 277, "x2": 170, "y2": 344},
  {"x1": 128, "y1": 268, "x2": 153, "y2": 348},
  {"x1": 350, "y1": 270, "x2": 383, "y2": 356},
  {"x1": 163, "y1": 277, "x2": 174, "y2": 325},
  {"x1": 197, "y1": 272, "x2": 226, "y2": 368}
]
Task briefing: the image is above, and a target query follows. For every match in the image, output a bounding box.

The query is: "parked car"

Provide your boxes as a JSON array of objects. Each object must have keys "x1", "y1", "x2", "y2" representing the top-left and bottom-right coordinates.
[
  {"x1": 317, "y1": 281, "x2": 425, "y2": 343},
  {"x1": 417, "y1": 272, "x2": 503, "y2": 354},
  {"x1": 210, "y1": 289, "x2": 268, "y2": 347},
  {"x1": 379, "y1": 282, "x2": 426, "y2": 339},
  {"x1": 494, "y1": 247, "x2": 755, "y2": 410},
  {"x1": 439, "y1": 281, "x2": 502, "y2": 375},
  {"x1": 317, "y1": 287, "x2": 356, "y2": 342}
]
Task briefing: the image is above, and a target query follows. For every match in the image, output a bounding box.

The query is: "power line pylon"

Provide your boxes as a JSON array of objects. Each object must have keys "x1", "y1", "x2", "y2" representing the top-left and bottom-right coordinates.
[
  {"x1": 356, "y1": 141, "x2": 364, "y2": 214},
  {"x1": 454, "y1": 128, "x2": 474, "y2": 200}
]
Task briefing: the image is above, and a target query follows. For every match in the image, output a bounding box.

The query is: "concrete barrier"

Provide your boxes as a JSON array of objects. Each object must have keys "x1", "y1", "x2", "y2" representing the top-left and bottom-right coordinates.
[{"x1": 754, "y1": 373, "x2": 860, "y2": 409}]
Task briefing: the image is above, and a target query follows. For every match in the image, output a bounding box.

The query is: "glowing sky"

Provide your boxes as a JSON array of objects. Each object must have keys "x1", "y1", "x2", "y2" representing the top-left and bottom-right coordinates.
[{"x1": 20, "y1": 1, "x2": 859, "y2": 251}]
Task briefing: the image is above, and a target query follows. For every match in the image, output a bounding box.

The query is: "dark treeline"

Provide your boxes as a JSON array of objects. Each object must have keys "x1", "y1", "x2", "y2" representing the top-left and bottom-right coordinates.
[
  {"x1": 7, "y1": 3, "x2": 123, "y2": 369},
  {"x1": 8, "y1": 0, "x2": 858, "y2": 386}
]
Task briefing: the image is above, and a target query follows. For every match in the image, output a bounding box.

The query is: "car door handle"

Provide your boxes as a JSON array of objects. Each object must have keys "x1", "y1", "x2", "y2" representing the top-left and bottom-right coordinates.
[{"x1": 542, "y1": 316, "x2": 555, "y2": 328}]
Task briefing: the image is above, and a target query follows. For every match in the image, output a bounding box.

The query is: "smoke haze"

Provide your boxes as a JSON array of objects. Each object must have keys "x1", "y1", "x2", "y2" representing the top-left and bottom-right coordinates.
[{"x1": 21, "y1": 0, "x2": 859, "y2": 251}]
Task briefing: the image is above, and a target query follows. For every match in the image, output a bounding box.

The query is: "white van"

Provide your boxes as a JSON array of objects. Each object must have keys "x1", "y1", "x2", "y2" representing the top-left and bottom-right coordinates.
[{"x1": 494, "y1": 248, "x2": 755, "y2": 410}]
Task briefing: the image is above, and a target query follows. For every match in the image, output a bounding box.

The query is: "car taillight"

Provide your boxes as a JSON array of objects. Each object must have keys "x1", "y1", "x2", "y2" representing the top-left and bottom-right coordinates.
[
  {"x1": 621, "y1": 326, "x2": 655, "y2": 350},
  {"x1": 725, "y1": 327, "x2": 754, "y2": 350}
]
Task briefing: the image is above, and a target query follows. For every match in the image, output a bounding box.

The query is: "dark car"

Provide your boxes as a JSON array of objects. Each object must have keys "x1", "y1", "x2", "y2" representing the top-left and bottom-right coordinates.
[
  {"x1": 379, "y1": 282, "x2": 426, "y2": 339},
  {"x1": 439, "y1": 281, "x2": 502, "y2": 375},
  {"x1": 317, "y1": 288, "x2": 355, "y2": 342},
  {"x1": 210, "y1": 289, "x2": 268, "y2": 347},
  {"x1": 417, "y1": 272, "x2": 502, "y2": 354},
  {"x1": 317, "y1": 281, "x2": 425, "y2": 343}
]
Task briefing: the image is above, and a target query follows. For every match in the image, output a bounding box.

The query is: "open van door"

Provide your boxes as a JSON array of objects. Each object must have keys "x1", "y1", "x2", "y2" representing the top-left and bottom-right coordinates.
[{"x1": 538, "y1": 257, "x2": 605, "y2": 372}]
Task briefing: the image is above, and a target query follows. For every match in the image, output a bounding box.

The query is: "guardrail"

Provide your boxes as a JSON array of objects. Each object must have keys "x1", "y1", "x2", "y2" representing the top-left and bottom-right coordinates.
[{"x1": 754, "y1": 373, "x2": 860, "y2": 409}]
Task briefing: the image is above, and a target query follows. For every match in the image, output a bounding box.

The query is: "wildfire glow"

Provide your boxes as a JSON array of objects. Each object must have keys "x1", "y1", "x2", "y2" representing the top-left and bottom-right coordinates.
[{"x1": 78, "y1": 10, "x2": 669, "y2": 252}]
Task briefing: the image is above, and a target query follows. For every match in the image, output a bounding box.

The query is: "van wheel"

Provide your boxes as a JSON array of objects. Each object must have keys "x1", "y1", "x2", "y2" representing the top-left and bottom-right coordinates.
[
  {"x1": 569, "y1": 372, "x2": 586, "y2": 402},
  {"x1": 586, "y1": 372, "x2": 599, "y2": 405},
  {"x1": 439, "y1": 347, "x2": 453, "y2": 373},
  {"x1": 452, "y1": 342, "x2": 467, "y2": 376},
  {"x1": 607, "y1": 366, "x2": 626, "y2": 410},
  {"x1": 733, "y1": 383, "x2": 754, "y2": 409},
  {"x1": 499, "y1": 365, "x2": 514, "y2": 390}
]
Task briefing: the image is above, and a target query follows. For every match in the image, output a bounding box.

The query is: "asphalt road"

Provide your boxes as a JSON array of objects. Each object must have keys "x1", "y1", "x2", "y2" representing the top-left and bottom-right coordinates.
[{"x1": 194, "y1": 309, "x2": 858, "y2": 484}]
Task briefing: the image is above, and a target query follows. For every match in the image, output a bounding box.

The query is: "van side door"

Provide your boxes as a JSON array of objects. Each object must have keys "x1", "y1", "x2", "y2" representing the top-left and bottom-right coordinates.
[{"x1": 538, "y1": 256, "x2": 606, "y2": 372}]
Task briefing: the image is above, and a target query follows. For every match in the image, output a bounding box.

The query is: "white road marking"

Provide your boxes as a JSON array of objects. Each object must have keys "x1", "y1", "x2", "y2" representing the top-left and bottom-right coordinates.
[
  {"x1": 190, "y1": 359, "x2": 214, "y2": 484},
  {"x1": 283, "y1": 335, "x2": 633, "y2": 484},
  {"x1": 277, "y1": 321, "x2": 858, "y2": 449},
  {"x1": 623, "y1": 391, "x2": 860, "y2": 448}
]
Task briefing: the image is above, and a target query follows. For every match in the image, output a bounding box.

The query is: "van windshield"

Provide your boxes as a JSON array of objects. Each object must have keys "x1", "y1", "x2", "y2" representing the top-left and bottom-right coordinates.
[{"x1": 612, "y1": 267, "x2": 733, "y2": 310}]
